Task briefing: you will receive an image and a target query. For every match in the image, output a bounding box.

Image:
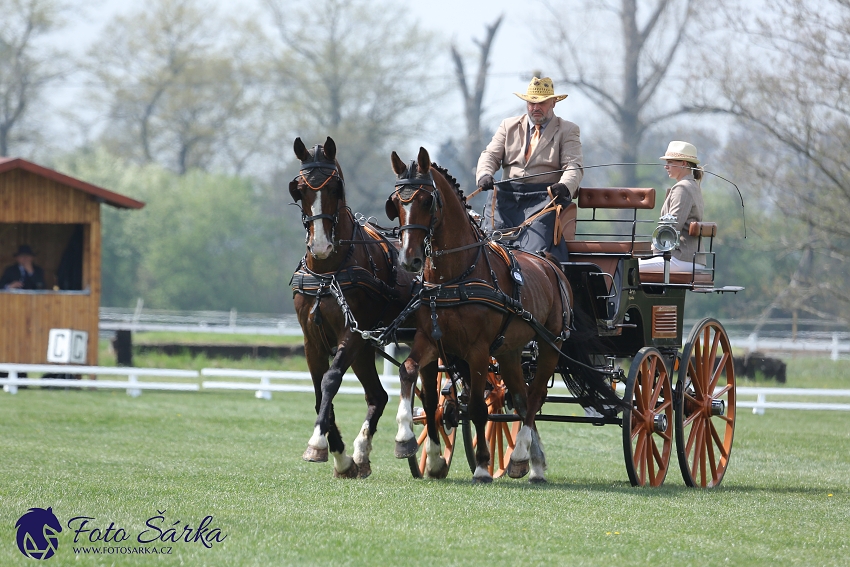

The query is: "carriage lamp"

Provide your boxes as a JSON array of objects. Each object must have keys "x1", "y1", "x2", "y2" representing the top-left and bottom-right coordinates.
[
  {"x1": 652, "y1": 215, "x2": 679, "y2": 285},
  {"x1": 651, "y1": 214, "x2": 680, "y2": 253}
]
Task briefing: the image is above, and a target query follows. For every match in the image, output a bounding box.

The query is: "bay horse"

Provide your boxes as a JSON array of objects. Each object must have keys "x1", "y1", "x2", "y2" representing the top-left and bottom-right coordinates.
[
  {"x1": 289, "y1": 136, "x2": 413, "y2": 478},
  {"x1": 385, "y1": 147, "x2": 622, "y2": 483}
]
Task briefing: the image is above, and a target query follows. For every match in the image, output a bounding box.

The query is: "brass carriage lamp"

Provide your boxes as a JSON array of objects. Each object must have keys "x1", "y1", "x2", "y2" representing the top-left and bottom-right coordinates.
[{"x1": 652, "y1": 214, "x2": 679, "y2": 284}]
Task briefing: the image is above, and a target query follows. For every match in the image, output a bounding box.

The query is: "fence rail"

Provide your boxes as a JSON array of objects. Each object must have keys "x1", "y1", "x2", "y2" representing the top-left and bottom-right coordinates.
[{"x1": 3, "y1": 363, "x2": 849, "y2": 415}]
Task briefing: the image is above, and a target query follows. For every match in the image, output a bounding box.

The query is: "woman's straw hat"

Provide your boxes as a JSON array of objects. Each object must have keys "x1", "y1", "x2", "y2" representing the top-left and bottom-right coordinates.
[
  {"x1": 660, "y1": 141, "x2": 700, "y2": 164},
  {"x1": 514, "y1": 77, "x2": 568, "y2": 103}
]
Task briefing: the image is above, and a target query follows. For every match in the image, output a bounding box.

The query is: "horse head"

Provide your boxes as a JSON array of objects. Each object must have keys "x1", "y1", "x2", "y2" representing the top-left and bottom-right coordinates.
[
  {"x1": 290, "y1": 136, "x2": 346, "y2": 259},
  {"x1": 386, "y1": 147, "x2": 442, "y2": 273}
]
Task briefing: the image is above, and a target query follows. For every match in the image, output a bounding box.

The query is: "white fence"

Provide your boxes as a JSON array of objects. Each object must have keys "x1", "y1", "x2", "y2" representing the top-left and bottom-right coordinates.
[
  {"x1": 737, "y1": 386, "x2": 850, "y2": 414},
  {"x1": 730, "y1": 332, "x2": 850, "y2": 360},
  {"x1": 3, "y1": 363, "x2": 850, "y2": 415},
  {"x1": 0, "y1": 364, "x2": 199, "y2": 397}
]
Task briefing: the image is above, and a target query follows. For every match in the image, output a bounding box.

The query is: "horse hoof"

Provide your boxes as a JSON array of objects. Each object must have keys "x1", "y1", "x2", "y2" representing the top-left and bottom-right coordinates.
[
  {"x1": 529, "y1": 476, "x2": 548, "y2": 484},
  {"x1": 472, "y1": 474, "x2": 493, "y2": 484},
  {"x1": 426, "y1": 462, "x2": 449, "y2": 480},
  {"x1": 507, "y1": 459, "x2": 530, "y2": 479},
  {"x1": 303, "y1": 446, "x2": 328, "y2": 462},
  {"x1": 333, "y1": 461, "x2": 360, "y2": 479},
  {"x1": 356, "y1": 461, "x2": 372, "y2": 479},
  {"x1": 394, "y1": 437, "x2": 418, "y2": 459}
]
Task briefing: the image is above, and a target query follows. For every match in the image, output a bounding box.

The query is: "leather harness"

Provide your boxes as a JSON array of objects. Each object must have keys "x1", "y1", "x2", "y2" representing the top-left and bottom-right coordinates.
[{"x1": 384, "y1": 162, "x2": 572, "y2": 356}]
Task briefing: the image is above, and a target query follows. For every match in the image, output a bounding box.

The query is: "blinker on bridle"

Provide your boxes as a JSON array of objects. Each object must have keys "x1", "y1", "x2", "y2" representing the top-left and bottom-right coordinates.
[{"x1": 390, "y1": 160, "x2": 442, "y2": 233}]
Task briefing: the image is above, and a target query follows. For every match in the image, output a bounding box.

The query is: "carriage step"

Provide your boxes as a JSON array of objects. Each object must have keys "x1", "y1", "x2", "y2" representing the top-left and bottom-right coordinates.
[{"x1": 487, "y1": 413, "x2": 522, "y2": 422}]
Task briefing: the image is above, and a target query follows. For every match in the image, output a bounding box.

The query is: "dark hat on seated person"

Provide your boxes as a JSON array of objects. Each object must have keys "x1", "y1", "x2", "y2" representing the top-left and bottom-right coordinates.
[{"x1": 13, "y1": 244, "x2": 35, "y2": 257}]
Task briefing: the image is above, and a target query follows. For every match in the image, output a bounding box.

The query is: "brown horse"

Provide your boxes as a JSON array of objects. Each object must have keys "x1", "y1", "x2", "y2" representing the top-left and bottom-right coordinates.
[
  {"x1": 289, "y1": 136, "x2": 413, "y2": 478},
  {"x1": 385, "y1": 147, "x2": 621, "y2": 482}
]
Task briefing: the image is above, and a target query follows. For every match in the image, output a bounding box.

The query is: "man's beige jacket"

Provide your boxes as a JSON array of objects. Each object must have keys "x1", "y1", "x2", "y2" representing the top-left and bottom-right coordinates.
[{"x1": 476, "y1": 114, "x2": 583, "y2": 197}]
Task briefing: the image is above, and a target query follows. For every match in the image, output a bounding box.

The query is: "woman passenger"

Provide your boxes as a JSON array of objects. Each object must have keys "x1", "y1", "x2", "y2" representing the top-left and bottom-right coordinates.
[{"x1": 640, "y1": 141, "x2": 705, "y2": 271}]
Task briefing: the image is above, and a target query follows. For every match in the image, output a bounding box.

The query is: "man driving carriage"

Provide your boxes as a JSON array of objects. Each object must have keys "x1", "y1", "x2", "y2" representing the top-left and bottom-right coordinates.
[{"x1": 475, "y1": 76, "x2": 583, "y2": 262}]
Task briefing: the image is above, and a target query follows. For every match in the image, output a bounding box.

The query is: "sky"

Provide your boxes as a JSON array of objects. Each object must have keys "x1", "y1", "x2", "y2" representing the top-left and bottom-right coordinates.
[{"x1": 49, "y1": 0, "x2": 595, "y2": 152}]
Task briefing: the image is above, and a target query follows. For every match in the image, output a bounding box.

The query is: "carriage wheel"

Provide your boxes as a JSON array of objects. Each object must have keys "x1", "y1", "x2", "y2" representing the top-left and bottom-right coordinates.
[
  {"x1": 675, "y1": 318, "x2": 736, "y2": 488},
  {"x1": 461, "y1": 368, "x2": 521, "y2": 478},
  {"x1": 407, "y1": 368, "x2": 459, "y2": 478},
  {"x1": 622, "y1": 347, "x2": 673, "y2": 487}
]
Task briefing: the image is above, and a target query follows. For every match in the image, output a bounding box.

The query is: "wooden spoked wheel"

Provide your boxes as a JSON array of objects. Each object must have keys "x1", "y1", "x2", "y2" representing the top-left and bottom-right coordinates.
[
  {"x1": 622, "y1": 347, "x2": 674, "y2": 487},
  {"x1": 462, "y1": 367, "x2": 521, "y2": 478},
  {"x1": 675, "y1": 318, "x2": 736, "y2": 488},
  {"x1": 407, "y1": 368, "x2": 459, "y2": 478}
]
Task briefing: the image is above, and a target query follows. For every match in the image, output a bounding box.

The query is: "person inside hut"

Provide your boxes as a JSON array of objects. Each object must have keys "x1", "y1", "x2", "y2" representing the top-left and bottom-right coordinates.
[
  {"x1": 475, "y1": 76, "x2": 582, "y2": 262},
  {"x1": 0, "y1": 244, "x2": 46, "y2": 290}
]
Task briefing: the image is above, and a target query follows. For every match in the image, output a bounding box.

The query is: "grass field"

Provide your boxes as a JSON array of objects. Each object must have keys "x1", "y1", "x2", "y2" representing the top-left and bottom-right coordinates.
[{"x1": 2, "y1": 353, "x2": 850, "y2": 567}]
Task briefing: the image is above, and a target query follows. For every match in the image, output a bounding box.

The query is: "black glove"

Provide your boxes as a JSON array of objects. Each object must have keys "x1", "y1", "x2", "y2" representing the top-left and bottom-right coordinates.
[
  {"x1": 477, "y1": 174, "x2": 495, "y2": 191},
  {"x1": 549, "y1": 183, "x2": 572, "y2": 204}
]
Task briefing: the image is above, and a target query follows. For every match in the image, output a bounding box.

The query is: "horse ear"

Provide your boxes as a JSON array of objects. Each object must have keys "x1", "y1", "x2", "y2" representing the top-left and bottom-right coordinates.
[
  {"x1": 385, "y1": 195, "x2": 397, "y2": 221},
  {"x1": 391, "y1": 151, "x2": 406, "y2": 176},
  {"x1": 324, "y1": 137, "x2": 336, "y2": 161},
  {"x1": 293, "y1": 137, "x2": 310, "y2": 161},
  {"x1": 289, "y1": 179, "x2": 300, "y2": 202},
  {"x1": 417, "y1": 147, "x2": 431, "y2": 174}
]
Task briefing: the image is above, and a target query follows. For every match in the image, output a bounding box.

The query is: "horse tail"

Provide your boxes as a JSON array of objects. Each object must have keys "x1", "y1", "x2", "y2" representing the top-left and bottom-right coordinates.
[{"x1": 558, "y1": 300, "x2": 628, "y2": 412}]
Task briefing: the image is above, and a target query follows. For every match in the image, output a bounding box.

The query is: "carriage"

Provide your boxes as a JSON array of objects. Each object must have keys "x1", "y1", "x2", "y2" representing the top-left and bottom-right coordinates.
[
  {"x1": 290, "y1": 138, "x2": 741, "y2": 488},
  {"x1": 401, "y1": 184, "x2": 742, "y2": 488}
]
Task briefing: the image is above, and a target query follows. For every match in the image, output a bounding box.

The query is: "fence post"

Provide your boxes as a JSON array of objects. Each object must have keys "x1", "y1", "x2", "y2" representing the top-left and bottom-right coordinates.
[
  {"x1": 127, "y1": 374, "x2": 142, "y2": 397},
  {"x1": 753, "y1": 392, "x2": 766, "y2": 415},
  {"x1": 255, "y1": 376, "x2": 272, "y2": 400},
  {"x1": 383, "y1": 344, "x2": 396, "y2": 380},
  {"x1": 747, "y1": 332, "x2": 758, "y2": 354},
  {"x1": 832, "y1": 333, "x2": 840, "y2": 361},
  {"x1": 4, "y1": 371, "x2": 19, "y2": 395}
]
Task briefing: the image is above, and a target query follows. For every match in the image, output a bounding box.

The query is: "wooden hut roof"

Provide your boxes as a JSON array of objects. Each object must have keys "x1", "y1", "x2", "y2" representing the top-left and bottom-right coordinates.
[{"x1": 0, "y1": 157, "x2": 145, "y2": 210}]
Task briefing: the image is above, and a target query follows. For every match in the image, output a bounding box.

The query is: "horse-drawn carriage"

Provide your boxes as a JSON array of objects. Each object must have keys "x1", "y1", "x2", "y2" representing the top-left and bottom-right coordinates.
[{"x1": 290, "y1": 138, "x2": 742, "y2": 488}]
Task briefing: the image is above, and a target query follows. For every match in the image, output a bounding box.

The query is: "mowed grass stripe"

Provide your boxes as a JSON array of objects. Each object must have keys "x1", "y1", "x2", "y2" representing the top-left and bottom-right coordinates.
[{"x1": 1, "y1": 387, "x2": 848, "y2": 567}]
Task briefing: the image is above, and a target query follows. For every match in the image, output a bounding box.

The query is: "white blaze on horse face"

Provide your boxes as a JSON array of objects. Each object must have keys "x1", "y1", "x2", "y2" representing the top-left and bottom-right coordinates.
[
  {"x1": 307, "y1": 195, "x2": 333, "y2": 259},
  {"x1": 399, "y1": 201, "x2": 418, "y2": 266}
]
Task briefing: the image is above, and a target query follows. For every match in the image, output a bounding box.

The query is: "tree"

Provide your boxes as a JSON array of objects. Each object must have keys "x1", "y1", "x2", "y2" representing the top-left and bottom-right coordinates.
[
  {"x1": 691, "y1": 0, "x2": 850, "y2": 323},
  {"x1": 58, "y1": 148, "x2": 304, "y2": 311},
  {"x1": 88, "y1": 0, "x2": 270, "y2": 174},
  {"x1": 0, "y1": 0, "x2": 65, "y2": 157},
  {"x1": 263, "y1": 0, "x2": 444, "y2": 216},
  {"x1": 449, "y1": 16, "x2": 503, "y2": 192},
  {"x1": 540, "y1": 0, "x2": 699, "y2": 187}
]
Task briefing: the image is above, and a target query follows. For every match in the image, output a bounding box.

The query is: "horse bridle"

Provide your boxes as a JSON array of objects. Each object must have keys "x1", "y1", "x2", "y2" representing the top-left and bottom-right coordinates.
[
  {"x1": 387, "y1": 161, "x2": 442, "y2": 257},
  {"x1": 292, "y1": 145, "x2": 346, "y2": 244}
]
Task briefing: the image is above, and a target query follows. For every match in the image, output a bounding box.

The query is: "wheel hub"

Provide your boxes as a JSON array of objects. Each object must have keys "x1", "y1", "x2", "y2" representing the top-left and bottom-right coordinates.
[
  {"x1": 711, "y1": 399, "x2": 725, "y2": 416},
  {"x1": 653, "y1": 413, "x2": 668, "y2": 433}
]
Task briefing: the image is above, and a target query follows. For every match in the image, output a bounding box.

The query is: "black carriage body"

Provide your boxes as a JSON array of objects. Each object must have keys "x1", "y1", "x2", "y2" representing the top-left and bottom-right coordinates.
[{"x1": 562, "y1": 257, "x2": 686, "y2": 359}]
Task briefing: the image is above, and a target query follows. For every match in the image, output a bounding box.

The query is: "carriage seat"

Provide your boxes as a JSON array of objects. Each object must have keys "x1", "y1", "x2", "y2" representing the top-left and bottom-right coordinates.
[
  {"x1": 563, "y1": 187, "x2": 656, "y2": 255},
  {"x1": 638, "y1": 222, "x2": 717, "y2": 285}
]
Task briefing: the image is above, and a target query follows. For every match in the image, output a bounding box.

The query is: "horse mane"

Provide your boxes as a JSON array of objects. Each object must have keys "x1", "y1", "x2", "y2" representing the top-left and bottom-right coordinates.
[{"x1": 430, "y1": 162, "x2": 469, "y2": 210}]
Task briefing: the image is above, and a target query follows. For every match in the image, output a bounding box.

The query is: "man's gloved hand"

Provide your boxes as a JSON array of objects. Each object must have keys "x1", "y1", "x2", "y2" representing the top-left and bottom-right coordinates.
[
  {"x1": 477, "y1": 174, "x2": 495, "y2": 191},
  {"x1": 549, "y1": 183, "x2": 572, "y2": 203}
]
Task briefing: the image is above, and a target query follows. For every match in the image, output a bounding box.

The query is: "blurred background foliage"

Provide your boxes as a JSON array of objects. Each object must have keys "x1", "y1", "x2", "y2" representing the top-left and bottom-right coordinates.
[{"x1": 2, "y1": 0, "x2": 848, "y2": 324}]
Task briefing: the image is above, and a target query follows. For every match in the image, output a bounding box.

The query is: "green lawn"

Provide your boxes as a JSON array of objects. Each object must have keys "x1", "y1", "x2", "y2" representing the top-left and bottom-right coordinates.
[
  {"x1": 131, "y1": 331, "x2": 304, "y2": 346},
  {"x1": 1, "y1": 369, "x2": 849, "y2": 566}
]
